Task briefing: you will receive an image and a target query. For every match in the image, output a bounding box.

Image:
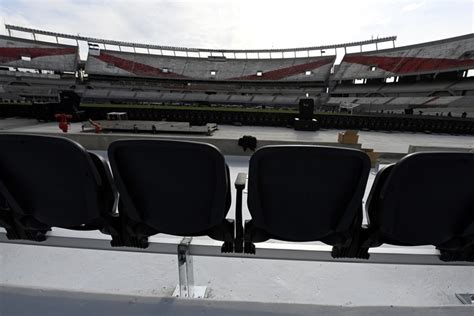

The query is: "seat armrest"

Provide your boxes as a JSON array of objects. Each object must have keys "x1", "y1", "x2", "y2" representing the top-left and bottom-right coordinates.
[
  {"x1": 88, "y1": 152, "x2": 119, "y2": 213},
  {"x1": 365, "y1": 163, "x2": 395, "y2": 227},
  {"x1": 234, "y1": 173, "x2": 247, "y2": 253},
  {"x1": 88, "y1": 152, "x2": 122, "y2": 245},
  {"x1": 235, "y1": 172, "x2": 247, "y2": 190},
  {"x1": 88, "y1": 152, "x2": 115, "y2": 188}
]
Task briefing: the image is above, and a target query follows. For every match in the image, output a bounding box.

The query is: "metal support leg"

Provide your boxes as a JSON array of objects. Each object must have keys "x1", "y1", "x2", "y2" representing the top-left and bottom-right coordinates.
[
  {"x1": 178, "y1": 237, "x2": 194, "y2": 297},
  {"x1": 172, "y1": 237, "x2": 207, "y2": 298},
  {"x1": 234, "y1": 173, "x2": 247, "y2": 253}
]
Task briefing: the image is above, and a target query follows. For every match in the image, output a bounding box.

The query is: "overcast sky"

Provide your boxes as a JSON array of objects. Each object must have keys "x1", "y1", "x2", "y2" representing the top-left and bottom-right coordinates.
[{"x1": 0, "y1": 0, "x2": 472, "y2": 51}]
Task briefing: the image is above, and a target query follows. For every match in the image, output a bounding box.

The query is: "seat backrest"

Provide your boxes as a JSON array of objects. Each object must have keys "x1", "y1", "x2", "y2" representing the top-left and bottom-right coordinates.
[
  {"x1": 368, "y1": 152, "x2": 474, "y2": 246},
  {"x1": 108, "y1": 139, "x2": 229, "y2": 235},
  {"x1": 248, "y1": 145, "x2": 370, "y2": 241},
  {"x1": 0, "y1": 134, "x2": 107, "y2": 227},
  {"x1": 0, "y1": 192, "x2": 7, "y2": 210}
]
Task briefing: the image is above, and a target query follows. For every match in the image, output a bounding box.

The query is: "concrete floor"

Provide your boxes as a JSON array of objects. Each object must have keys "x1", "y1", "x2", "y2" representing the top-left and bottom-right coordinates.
[
  {"x1": 1, "y1": 117, "x2": 474, "y2": 154},
  {"x1": 1, "y1": 239, "x2": 473, "y2": 306},
  {"x1": 2, "y1": 286, "x2": 473, "y2": 316}
]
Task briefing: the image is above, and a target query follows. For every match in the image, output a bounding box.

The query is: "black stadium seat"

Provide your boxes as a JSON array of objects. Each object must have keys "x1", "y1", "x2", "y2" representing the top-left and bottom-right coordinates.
[
  {"x1": 364, "y1": 152, "x2": 474, "y2": 261},
  {"x1": 0, "y1": 192, "x2": 7, "y2": 210},
  {"x1": 108, "y1": 139, "x2": 234, "y2": 251},
  {"x1": 243, "y1": 145, "x2": 371, "y2": 255},
  {"x1": 0, "y1": 134, "x2": 121, "y2": 242},
  {"x1": 0, "y1": 191, "x2": 14, "y2": 234}
]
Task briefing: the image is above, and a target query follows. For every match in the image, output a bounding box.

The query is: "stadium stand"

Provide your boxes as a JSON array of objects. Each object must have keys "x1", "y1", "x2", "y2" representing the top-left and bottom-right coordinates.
[
  {"x1": 0, "y1": 25, "x2": 473, "y2": 128},
  {"x1": 0, "y1": 35, "x2": 78, "y2": 72},
  {"x1": 378, "y1": 82, "x2": 455, "y2": 94},
  {"x1": 450, "y1": 78, "x2": 474, "y2": 94},
  {"x1": 273, "y1": 95, "x2": 299, "y2": 105},
  {"x1": 450, "y1": 96, "x2": 474, "y2": 107},
  {"x1": 250, "y1": 94, "x2": 276, "y2": 103},
  {"x1": 86, "y1": 50, "x2": 335, "y2": 81},
  {"x1": 326, "y1": 96, "x2": 474, "y2": 113},
  {"x1": 333, "y1": 34, "x2": 474, "y2": 81},
  {"x1": 0, "y1": 35, "x2": 78, "y2": 103},
  {"x1": 329, "y1": 34, "x2": 474, "y2": 115},
  {"x1": 331, "y1": 84, "x2": 381, "y2": 95},
  {"x1": 427, "y1": 96, "x2": 463, "y2": 105},
  {"x1": 387, "y1": 97, "x2": 435, "y2": 105},
  {"x1": 134, "y1": 91, "x2": 162, "y2": 100},
  {"x1": 208, "y1": 94, "x2": 231, "y2": 103},
  {"x1": 228, "y1": 94, "x2": 252, "y2": 103},
  {"x1": 182, "y1": 92, "x2": 208, "y2": 102},
  {"x1": 332, "y1": 81, "x2": 464, "y2": 97}
]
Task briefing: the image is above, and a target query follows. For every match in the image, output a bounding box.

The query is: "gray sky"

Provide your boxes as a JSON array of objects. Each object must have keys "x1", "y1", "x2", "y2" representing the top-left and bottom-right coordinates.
[{"x1": 0, "y1": 0, "x2": 472, "y2": 51}]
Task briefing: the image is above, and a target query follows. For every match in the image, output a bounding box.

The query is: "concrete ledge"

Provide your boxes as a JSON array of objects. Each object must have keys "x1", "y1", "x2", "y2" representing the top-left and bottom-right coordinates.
[{"x1": 1, "y1": 130, "x2": 363, "y2": 156}]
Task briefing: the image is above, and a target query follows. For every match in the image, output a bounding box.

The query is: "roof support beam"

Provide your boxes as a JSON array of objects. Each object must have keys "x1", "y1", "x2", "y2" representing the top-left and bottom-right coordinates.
[{"x1": 4, "y1": 23, "x2": 397, "y2": 58}]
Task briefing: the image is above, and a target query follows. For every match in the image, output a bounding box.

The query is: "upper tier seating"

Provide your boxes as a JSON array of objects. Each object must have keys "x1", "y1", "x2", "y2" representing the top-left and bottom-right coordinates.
[
  {"x1": 242, "y1": 145, "x2": 371, "y2": 255},
  {"x1": 85, "y1": 50, "x2": 334, "y2": 82},
  {"x1": 364, "y1": 152, "x2": 474, "y2": 261},
  {"x1": 107, "y1": 139, "x2": 234, "y2": 250},
  {"x1": 0, "y1": 134, "x2": 121, "y2": 242},
  {"x1": 333, "y1": 34, "x2": 474, "y2": 80},
  {"x1": 0, "y1": 35, "x2": 78, "y2": 73}
]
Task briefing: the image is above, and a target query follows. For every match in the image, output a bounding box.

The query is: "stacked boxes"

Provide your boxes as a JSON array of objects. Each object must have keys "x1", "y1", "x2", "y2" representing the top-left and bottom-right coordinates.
[
  {"x1": 362, "y1": 148, "x2": 380, "y2": 168},
  {"x1": 337, "y1": 130, "x2": 359, "y2": 145},
  {"x1": 337, "y1": 130, "x2": 379, "y2": 167}
]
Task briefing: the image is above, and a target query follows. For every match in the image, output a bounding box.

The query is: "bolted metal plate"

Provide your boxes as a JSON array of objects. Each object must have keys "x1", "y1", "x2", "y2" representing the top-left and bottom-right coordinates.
[
  {"x1": 172, "y1": 285, "x2": 208, "y2": 299},
  {"x1": 455, "y1": 293, "x2": 473, "y2": 304}
]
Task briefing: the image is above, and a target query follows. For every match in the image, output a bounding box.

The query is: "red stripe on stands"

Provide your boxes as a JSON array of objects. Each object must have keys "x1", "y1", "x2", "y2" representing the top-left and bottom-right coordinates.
[
  {"x1": 98, "y1": 53, "x2": 333, "y2": 80},
  {"x1": 0, "y1": 47, "x2": 77, "y2": 63},
  {"x1": 96, "y1": 53, "x2": 189, "y2": 79},
  {"x1": 344, "y1": 56, "x2": 474, "y2": 74},
  {"x1": 422, "y1": 96, "x2": 439, "y2": 106},
  {"x1": 234, "y1": 59, "x2": 334, "y2": 80}
]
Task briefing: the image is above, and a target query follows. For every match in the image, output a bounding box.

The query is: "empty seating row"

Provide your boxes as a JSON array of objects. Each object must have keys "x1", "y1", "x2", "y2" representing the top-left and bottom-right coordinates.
[
  {"x1": 82, "y1": 89, "x2": 300, "y2": 106},
  {"x1": 0, "y1": 134, "x2": 472, "y2": 262}
]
